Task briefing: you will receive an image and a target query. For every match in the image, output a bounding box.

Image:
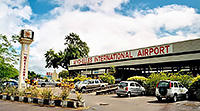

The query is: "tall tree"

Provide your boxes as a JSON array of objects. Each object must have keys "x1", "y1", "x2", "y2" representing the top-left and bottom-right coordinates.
[
  {"x1": 44, "y1": 33, "x2": 90, "y2": 70},
  {"x1": 0, "y1": 34, "x2": 19, "y2": 79},
  {"x1": 61, "y1": 33, "x2": 89, "y2": 69},
  {"x1": 44, "y1": 49, "x2": 62, "y2": 69},
  {"x1": 58, "y1": 70, "x2": 69, "y2": 78},
  {"x1": 28, "y1": 70, "x2": 42, "y2": 79}
]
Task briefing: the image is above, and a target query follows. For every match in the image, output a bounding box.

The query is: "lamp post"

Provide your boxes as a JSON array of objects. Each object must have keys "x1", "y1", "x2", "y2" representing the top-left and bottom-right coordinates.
[{"x1": 18, "y1": 29, "x2": 34, "y2": 89}]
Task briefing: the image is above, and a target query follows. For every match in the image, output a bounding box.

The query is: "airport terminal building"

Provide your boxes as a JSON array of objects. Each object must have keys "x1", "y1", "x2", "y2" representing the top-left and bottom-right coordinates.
[{"x1": 69, "y1": 38, "x2": 200, "y2": 80}]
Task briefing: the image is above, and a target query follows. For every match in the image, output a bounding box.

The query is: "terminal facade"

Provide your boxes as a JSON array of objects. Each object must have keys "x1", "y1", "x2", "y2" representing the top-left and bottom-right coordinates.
[{"x1": 69, "y1": 38, "x2": 200, "y2": 80}]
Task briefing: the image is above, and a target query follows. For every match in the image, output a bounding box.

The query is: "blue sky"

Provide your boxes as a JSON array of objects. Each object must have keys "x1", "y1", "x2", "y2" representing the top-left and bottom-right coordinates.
[
  {"x1": 0, "y1": 0, "x2": 200, "y2": 74},
  {"x1": 28, "y1": 0, "x2": 200, "y2": 18}
]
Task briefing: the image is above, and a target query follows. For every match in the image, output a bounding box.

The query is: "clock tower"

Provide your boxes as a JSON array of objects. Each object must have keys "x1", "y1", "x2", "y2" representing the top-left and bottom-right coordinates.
[{"x1": 18, "y1": 29, "x2": 34, "y2": 89}]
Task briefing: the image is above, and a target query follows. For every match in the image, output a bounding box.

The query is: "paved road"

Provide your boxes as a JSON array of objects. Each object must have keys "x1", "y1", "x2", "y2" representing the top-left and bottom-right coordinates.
[
  {"x1": 83, "y1": 94, "x2": 200, "y2": 111},
  {"x1": 1, "y1": 93, "x2": 200, "y2": 111}
]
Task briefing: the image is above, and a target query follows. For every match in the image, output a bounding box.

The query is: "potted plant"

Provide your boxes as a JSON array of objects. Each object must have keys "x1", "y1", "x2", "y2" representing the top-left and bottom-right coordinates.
[
  {"x1": 23, "y1": 87, "x2": 32, "y2": 102},
  {"x1": 30, "y1": 86, "x2": 40, "y2": 103},
  {"x1": 52, "y1": 95, "x2": 62, "y2": 106},
  {"x1": 75, "y1": 91, "x2": 85, "y2": 107},
  {"x1": 61, "y1": 87, "x2": 70, "y2": 107},
  {"x1": 9, "y1": 86, "x2": 18, "y2": 101},
  {"x1": 18, "y1": 89, "x2": 26, "y2": 102},
  {"x1": 40, "y1": 88, "x2": 54, "y2": 105}
]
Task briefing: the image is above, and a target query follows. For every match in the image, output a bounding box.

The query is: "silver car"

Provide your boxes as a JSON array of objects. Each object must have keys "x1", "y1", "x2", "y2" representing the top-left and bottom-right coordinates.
[{"x1": 116, "y1": 81, "x2": 146, "y2": 97}]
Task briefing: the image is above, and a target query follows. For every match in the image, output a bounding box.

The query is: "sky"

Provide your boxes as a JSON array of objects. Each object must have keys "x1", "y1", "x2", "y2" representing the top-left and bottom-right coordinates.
[{"x1": 0, "y1": 0, "x2": 200, "y2": 75}]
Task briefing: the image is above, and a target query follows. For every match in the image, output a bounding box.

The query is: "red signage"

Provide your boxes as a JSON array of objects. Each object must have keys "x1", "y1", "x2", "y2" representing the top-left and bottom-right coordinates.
[
  {"x1": 46, "y1": 72, "x2": 52, "y2": 76},
  {"x1": 22, "y1": 54, "x2": 27, "y2": 80},
  {"x1": 70, "y1": 45, "x2": 173, "y2": 66}
]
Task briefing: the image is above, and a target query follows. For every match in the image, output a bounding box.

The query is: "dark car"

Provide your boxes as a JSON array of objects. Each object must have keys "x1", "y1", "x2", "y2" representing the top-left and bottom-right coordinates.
[
  {"x1": 188, "y1": 80, "x2": 200, "y2": 100},
  {"x1": 2, "y1": 81, "x2": 18, "y2": 88}
]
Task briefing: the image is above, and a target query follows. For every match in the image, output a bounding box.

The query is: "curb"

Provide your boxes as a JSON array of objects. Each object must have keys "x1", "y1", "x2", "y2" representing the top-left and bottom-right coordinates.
[{"x1": 0, "y1": 94, "x2": 85, "y2": 108}]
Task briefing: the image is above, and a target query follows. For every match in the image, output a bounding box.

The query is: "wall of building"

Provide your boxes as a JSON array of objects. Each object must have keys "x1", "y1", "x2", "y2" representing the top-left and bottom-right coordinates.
[{"x1": 69, "y1": 38, "x2": 200, "y2": 71}]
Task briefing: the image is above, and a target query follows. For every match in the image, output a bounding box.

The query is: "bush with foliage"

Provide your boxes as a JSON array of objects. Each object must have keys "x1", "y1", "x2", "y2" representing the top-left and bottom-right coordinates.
[
  {"x1": 99, "y1": 73, "x2": 115, "y2": 84},
  {"x1": 40, "y1": 88, "x2": 53, "y2": 99},
  {"x1": 30, "y1": 86, "x2": 40, "y2": 98},
  {"x1": 146, "y1": 72, "x2": 168, "y2": 88},
  {"x1": 168, "y1": 72, "x2": 193, "y2": 88},
  {"x1": 191, "y1": 76, "x2": 200, "y2": 85},
  {"x1": 127, "y1": 76, "x2": 147, "y2": 86},
  {"x1": 75, "y1": 91, "x2": 83, "y2": 101},
  {"x1": 73, "y1": 75, "x2": 91, "y2": 83},
  {"x1": 146, "y1": 71, "x2": 194, "y2": 89},
  {"x1": 60, "y1": 87, "x2": 70, "y2": 100}
]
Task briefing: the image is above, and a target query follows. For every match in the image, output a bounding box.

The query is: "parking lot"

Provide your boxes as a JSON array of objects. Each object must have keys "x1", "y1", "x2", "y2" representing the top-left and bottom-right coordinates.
[
  {"x1": 1, "y1": 90, "x2": 200, "y2": 111},
  {"x1": 83, "y1": 93, "x2": 200, "y2": 111}
]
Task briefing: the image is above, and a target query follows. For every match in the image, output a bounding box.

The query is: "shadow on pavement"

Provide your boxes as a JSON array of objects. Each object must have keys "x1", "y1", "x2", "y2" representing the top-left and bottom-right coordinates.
[{"x1": 111, "y1": 95, "x2": 140, "y2": 98}]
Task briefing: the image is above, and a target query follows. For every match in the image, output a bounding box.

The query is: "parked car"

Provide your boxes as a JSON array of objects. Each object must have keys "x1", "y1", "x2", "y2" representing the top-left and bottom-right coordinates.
[
  {"x1": 75, "y1": 79, "x2": 108, "y2": 92},
  {"x1": 2, "y1": 81, "x2": 18, "y2": 88},
  {"x1": 115, "y1": 78, "x2": 122, "y2": 83},
  {"x1": 188, "y1": 79, "x2": 200, "y2": 100},
  {"x1": 155, "y1": 80, "x2": 188, "y2": 102},
  {"x1": 38, "y1": 79, "x2": 61, "y2": 87},
  {"x1": 116, "y1": 81, "x2": 146, "y2": 97}
]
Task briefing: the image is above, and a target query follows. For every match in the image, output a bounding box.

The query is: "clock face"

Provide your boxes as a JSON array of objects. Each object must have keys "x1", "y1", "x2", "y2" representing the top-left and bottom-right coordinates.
[
  {"x1": 25, "y1": 31, "x2": 30, "y2": 37},
  {"x1": 24, "y1": 30, "x2": 32, "y2": 38}
]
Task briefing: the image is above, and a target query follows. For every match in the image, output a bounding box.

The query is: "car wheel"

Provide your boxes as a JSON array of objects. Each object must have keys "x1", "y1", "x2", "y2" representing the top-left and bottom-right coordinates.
[
  {"x1": 185, "y1": 93, "x2": 189, "y2": 100},
  {"x1": 127, "y1": 92, "x2": 131, "y2": 97},
  {"x1": 141, "y1": 91, "x2": 145, "y2": 96},
  {"x1": 173, "y1": 94, "x2": 178, "y2": 102},
  {"x1": 156, "y1": 97, "x2": 162, "y2": 101},
  {"x1": 81, "y1": 87, "x2": 86, "y2": 93},
  {"x1": 117, "y1": 94, "x2": 121, "y2": 97},
  {"x1": 41, "y1": 83, "x2": 45, "y2": 87}
]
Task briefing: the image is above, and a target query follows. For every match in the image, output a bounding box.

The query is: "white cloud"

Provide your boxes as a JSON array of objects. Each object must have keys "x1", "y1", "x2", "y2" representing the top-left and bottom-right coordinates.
[
  {"x1": 0, "y1": 0, "x2": 32, "y2": 37},
  {"x1": 0, "y1": 0, "x2": 200, "y2": 75}
]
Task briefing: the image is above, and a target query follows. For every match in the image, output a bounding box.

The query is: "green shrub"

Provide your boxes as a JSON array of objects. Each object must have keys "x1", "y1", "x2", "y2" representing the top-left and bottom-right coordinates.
[
  {"x1": 60, "y1": 88, "x2": 70, "y2": 100},
  {"x1": 168, "y1": 72, "x2": 193, "y2": 88},
  {"x1": 127, "y1": 76, "x2": 147, "y2": 86},
  {"x1": 146, "y1": 71, "x2": 194, "y2": 89},
  {"x1": 191, "y1": 76, "x2": 200, "y2": 84},
  {"x1": 147, "y1": 72, "x2": 168, "y2": 88},
  {"x1": 40, "y1": 88, "x2": 53, "y2": 99},
  {"x1": 73, "y1": 75, "x2": 91, "y2": 83},
  {"x1": 99, "y1": 73, "x2": 115, "y2": 84}
]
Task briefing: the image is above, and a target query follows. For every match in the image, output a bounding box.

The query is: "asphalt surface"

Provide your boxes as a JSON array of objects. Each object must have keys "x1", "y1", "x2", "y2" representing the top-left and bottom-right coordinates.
[
  {"x1": 83, "y1": 94, "x2": 200, "y2": 111},
  {"x1": 1, "y1": 89, "x2": 200, "y2": 111}
]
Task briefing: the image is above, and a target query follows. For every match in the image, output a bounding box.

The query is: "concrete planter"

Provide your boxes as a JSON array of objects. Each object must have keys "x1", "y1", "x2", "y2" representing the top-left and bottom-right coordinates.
[
  {"x1": 61, "y1": 100, "x2": 68, "y2": 107},
  {"x1": 43, "y1": 99, "x2": 50, "y2": 105},
  {"x1": 77, "y1": 101, "x2": 86, "y2": 107},
  {"x1": 14, "y1": 96, "x2": 19, "y2": 101},
  {"x1": 32, "y1": 98, "x2": 39, "y2": 104},
  {"x1": 0, "y1": 95, "x2": 86, "y2": 108},
  {"x1": 19, "y1": 96, "x2": 24, "y2": 102},
  {"x1": 6, "y1": 95, "x2": 11, "y2": 100},
  {"x1": 23, "y1": 97, "x2": 29, "y2": 102},
  {"x1": 61, "y1": 100, "x2": 77, "y2": 108},
  {"x1": 10, "y1": 96, "x2": 15, "y2": 101},
  {"x1": 2, "y1": 95, "x2": 6, "y2": 100},
  {"x1": 0, "y1": 95, "x2": 3, "y2": 99},
  {"x1": 23, "y1": 97, "x2": 32, "y2": 103},
  {"x1": 54, "y1": 100, "x2": 61, "y2": 107},
  {"x1": 38, "y1": 98, "x2": 44, "y2": 104}
]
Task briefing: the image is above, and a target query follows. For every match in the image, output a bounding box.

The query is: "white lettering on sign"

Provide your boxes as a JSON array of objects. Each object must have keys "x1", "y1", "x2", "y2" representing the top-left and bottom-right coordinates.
[
  {"x1": 22, "y1": 54, "x2": 27, "y2": 80},
  {"x1": 70, "y1": 45, "x2": 173, "y2": 66}
]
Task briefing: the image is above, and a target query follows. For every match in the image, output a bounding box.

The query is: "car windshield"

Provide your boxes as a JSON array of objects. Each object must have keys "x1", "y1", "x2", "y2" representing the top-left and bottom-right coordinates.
[
  {"x1": 158, "y1": 81, "x2": 170, "y2": 88},
  {"x1": 119, "y1": 82, "x2": 128, "y2": 87},
  {"x1": 83, "y1": 80, "x2": 88, "y2": 84}
]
